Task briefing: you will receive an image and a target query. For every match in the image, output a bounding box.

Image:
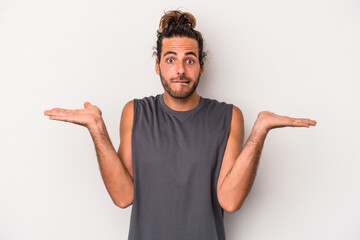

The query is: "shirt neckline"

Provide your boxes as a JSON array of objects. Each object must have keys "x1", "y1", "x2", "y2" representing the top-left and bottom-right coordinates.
[{"x1": 158, "y1": 93, "x2": 205, "y2": 116}]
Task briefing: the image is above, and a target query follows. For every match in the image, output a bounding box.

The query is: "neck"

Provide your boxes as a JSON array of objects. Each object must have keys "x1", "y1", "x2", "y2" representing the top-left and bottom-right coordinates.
[{"x1": 162, "y1": 91, "x2": 201, "y2": 111}]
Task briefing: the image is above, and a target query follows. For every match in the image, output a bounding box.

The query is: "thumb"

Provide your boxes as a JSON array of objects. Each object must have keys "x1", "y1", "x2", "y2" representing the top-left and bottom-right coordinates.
[{"x1": 84, "y1": 101, "x2": 92, "y2": 108}]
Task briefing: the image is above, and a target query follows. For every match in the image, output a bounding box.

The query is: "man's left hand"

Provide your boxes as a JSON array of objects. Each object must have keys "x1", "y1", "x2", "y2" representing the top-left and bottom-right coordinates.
[{"x1": 255, "y1": 111, "x2": 317, "y2": 132}]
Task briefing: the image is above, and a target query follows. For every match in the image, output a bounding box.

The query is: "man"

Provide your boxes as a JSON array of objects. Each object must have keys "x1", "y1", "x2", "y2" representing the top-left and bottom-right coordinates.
[{"x1": 44, "y1": 10, "x2": 316, "y2": 240}]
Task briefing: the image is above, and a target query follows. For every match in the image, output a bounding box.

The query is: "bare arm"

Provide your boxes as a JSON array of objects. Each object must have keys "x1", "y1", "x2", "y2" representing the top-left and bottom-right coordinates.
[
  {"x1": 44, "y1": 101, "x2": 134, "y2": 208},
  {"x1": 218, "y1": 110, "x2": 317, "y2": 213}
]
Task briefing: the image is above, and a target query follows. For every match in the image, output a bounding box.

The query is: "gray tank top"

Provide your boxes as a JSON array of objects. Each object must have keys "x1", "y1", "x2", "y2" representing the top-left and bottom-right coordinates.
[{"x1": 128, "y1": 93, "x2": 233, "y2": 240}]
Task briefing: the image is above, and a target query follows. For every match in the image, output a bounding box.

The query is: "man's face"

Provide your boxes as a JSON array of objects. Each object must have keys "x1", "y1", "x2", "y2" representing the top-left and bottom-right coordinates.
[{"x1": 156, "y1": 37, "x2": 204, "y2": 99}]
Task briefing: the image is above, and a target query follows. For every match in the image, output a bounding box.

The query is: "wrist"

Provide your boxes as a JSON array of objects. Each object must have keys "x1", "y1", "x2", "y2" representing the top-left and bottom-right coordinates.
[
  {"x1": 253, "y1": 117, "x2": 270, "y2": 134},
  {"x1": 248, "y1": 118, "x2": 269, "y2": 144},
  {"x1": 88, "y1": 116, "x2": 106, "y2": 136}
]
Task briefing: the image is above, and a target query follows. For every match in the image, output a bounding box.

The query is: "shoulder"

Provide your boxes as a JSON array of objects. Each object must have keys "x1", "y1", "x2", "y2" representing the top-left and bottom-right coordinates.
[
  {"x1": 120, "y1": 100, "x2": 134, "y2": 133},
  {"x1": 232, "y1": 105, "x2": 244, "y2": 122},
  {"x1": 134, "y1": 94, "x2": 158, "y2": 104},
  {"x1": 202, "y1": 97, "x2": 240, "y2": 118},
  {"x1": 122, "y1": 100, "x2": 134, "y2": 116},
  {"x1": 202, "y1": 96, "x2": 233, "y2": 111},
  {"x1": 121, "y1": 94, "x2": 159, "y2": 122},
  {"x1": 132, "y1": 94, "x2": 160, "y2": 111},
  {"x1": 229, "y1": 105, "x2": 244, "y2": 142}
]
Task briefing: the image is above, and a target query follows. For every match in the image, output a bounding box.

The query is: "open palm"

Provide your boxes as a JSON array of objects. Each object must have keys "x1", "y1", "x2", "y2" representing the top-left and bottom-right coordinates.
[
  {"x1": 44, "y1": 102, "x2": 102, "y2": 128},
  {"x1": 258, "y1": 111, "x2": 317, "y2": 131}
]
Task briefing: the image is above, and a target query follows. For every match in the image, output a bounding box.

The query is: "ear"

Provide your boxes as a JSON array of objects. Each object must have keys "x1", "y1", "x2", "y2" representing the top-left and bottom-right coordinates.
[
  {"x1": 155, "y1": 58, "x2": 160, "y2": 75},
  {"x1": 200, "y1": 62, "x2": 204, "y2": 76}
]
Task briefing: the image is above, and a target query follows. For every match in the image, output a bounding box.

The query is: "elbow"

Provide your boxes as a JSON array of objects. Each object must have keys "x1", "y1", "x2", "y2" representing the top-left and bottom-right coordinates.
[
  {"x1": 219, "y1": 199, "x2": 235, "y2": 213},
  {"x1": 113, "y1": 188, "x2": 134, "y2": 209},
  {"x1": 223, "y1": 205, "x2": 235, "y2": 213},
  {"x1": 222, "y1": 200, "x2": 245, "y2": 213},
  {"x1": 113, "y1": 194, "x2": 133, "y2": 209},
  {"x1": 225, "y1": 201, "x2": 244, "y2": 213},
  {"x1": 114, "y1": 200, "x2": 133, "y2": 209},
  {"x1": 218, "y1": 187, "x2": 249, "y2": 213},
  {"x1": 219, "y1": 195, "x2": 246, "y2": 213}
]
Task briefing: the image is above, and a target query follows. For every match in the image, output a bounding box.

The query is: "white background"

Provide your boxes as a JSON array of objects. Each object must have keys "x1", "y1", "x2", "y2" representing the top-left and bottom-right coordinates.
[{"x1": 1, "y1": 0, "x2": 359, "y2": 239}]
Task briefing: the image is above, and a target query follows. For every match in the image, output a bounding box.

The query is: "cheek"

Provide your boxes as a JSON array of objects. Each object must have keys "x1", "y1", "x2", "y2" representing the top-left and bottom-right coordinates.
[
  {"x1": 160, "y1": 64, "x2": 175, "y2": 76},
  {"x1": 188, "y1": 66, "x2": 201, "y2": 76}
]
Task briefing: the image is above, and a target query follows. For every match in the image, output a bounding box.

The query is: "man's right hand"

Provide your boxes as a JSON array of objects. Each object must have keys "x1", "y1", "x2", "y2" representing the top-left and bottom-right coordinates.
[{"x1": 44, "y1": 102, "x2": 102, "y2": 130}]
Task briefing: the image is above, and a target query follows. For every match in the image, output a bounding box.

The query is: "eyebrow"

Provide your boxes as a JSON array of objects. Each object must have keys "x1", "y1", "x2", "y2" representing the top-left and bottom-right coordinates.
[{"x1": 163, "y1": 51, "x2": 198, "y2": 58}]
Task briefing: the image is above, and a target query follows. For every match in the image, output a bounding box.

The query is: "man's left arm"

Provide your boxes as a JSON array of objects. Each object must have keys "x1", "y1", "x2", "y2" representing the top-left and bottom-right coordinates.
[{"x1": 217, "y1": 106, "x2": 317, "y2": 213}]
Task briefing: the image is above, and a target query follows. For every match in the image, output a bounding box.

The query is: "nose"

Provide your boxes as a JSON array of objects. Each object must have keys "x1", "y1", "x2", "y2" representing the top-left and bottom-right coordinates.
[{"x1": 176, "y1": 61, "x2": 185, "y2": 75}]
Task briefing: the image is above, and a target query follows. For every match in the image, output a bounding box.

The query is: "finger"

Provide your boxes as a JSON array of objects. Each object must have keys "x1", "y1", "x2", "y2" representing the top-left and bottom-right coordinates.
[
  {"x1": 44, "y1": 108, "x2": 61, "y2": 116},
  {"x1": 84, "y1": 102, "x2": 92, "y2": 108},
  {"x1": 48, "y1": 108, "x2": 67, "y2": 114},
  {"x1": 48, "y1": 111, "x2": 82, "y2": 124},
  {"x1": 286, "y1": 119, "x2": 308, "y2": 127},
  {"x1": 49, "y1": 114, "x2": 72, "y2": 122},
  {"x1": 297, "y1": 119, "x2": 317, "y2": 126},
  {"x1": 44, "y1": 110, "x2": 51, "y2": 116},
  {"x1": 47, "y1": 108, "x2": 82, "y2": 116},
  {"x1": 298, "y1": 118, "x2": 316, "y2": 124},
  {"x1": 46, "y1": 109, "x2": 70, "y2": 119},
  {"x1": 293, "y1": 119, "x2": 316, "y2": 127},
  {"x1": 309, "y1": 120, "x2": 317, "y2": 126}
]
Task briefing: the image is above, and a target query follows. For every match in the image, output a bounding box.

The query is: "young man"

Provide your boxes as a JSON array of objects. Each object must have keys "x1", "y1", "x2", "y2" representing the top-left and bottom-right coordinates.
[{"x1": 44, "y1": 10, "x2": 316, "y2": 240}]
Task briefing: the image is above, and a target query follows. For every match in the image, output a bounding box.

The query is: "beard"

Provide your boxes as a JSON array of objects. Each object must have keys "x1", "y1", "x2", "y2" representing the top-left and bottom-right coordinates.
[{"x1": 159, "y1": 68, "x2": 201, "y2": 99}]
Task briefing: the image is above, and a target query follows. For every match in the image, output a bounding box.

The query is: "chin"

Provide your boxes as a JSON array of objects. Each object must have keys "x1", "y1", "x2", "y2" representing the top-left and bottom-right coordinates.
[{"x1": 167, "y1": 89, "x2": 197, "y2": 99}]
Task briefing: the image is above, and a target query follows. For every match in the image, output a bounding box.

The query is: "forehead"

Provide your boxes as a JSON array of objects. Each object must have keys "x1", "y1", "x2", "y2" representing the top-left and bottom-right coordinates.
[{"x1": 161, "y1": 37, "x2": 199, "y2": 56}]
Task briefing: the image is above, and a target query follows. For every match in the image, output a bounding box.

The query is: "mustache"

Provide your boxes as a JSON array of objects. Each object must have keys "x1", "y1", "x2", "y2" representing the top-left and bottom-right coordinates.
[{"x1": 171, "y1": 75, "x2": 192, "y2": 82}]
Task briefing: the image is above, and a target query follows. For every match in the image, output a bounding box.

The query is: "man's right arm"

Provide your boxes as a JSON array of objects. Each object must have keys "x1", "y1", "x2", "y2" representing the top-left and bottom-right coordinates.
[
  {"x1": 44, "y1": 100, "x2": 134, "y2": 209},
  {"x1": 89, "y1": 100, "x2": 134, "y2": 209}
]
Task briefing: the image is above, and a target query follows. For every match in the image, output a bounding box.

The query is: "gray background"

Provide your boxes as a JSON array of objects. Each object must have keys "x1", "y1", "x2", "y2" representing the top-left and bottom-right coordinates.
[{"x1": 1, "y1": 0, "x2": 359, "y2": 239}]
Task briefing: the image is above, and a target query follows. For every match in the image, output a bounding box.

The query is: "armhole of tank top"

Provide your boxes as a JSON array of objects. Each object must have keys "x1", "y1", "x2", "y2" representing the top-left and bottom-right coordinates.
[
  {"x1": 131, "y1": 99, "x2": 137, "y2": 145},
  {"x1": 217, "y1": 104, "x2": 233, "y2": 215},
  {"x1": 131, "y1": 98, "x2": 137, "y2": 205},
  {"x1": 226, "y1": 104, "x2": 233, "y2": 138},
  {"x1": 223, "y1": 105, "x2": 233, "y2": 215}
]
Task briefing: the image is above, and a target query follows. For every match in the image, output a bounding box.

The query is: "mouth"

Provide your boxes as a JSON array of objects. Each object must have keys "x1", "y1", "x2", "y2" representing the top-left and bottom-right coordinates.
[{"x1": 173, "y1": 81, "x2": 190, "y2": 84}]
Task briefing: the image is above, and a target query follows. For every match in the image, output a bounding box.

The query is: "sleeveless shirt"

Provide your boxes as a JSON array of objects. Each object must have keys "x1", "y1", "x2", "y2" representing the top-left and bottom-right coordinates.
[{"x1": 128, "y1": 93, "x2": 233, "y2": 240}]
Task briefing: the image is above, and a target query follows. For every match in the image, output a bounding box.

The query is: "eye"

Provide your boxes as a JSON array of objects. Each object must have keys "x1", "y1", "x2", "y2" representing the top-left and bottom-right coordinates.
[
  {"x1": 187, "y1": 59, "x2": 195, "y2": 64},
  {"x1": 166, "y1": 58, "x2": 174, "y2": 63}
]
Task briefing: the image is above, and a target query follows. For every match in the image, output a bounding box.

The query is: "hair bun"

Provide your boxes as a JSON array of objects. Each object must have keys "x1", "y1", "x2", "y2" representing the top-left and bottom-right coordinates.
[{"x1": 157, "y1": 10, "x2": 196, "y2": 34}]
